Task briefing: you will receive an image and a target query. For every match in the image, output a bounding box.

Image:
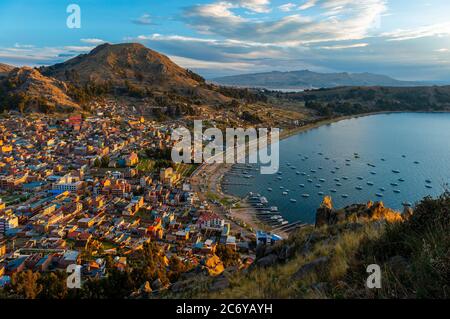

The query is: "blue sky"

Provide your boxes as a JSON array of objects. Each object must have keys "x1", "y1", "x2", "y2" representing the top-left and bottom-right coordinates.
[{"x1": 1, "y1": 0, "x2": 450, "y2": 80}]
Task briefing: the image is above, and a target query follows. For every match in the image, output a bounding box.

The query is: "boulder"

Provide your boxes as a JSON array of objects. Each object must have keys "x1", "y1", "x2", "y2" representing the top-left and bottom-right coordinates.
[
  {"x1": 291, "y1": 256, "x2": 330, "y2": 281},
  {"x1": 256, "y1": 254, "x2": 278, "y2": 267}
]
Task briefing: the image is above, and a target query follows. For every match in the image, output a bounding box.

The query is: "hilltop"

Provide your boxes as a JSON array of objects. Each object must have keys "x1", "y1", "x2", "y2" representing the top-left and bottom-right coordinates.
[
  {"x1": 40, "y1": 43, "x2": 231, "y2": 107},
  {"x1": 213, "y1": 70, "x2": 427, "y2": 90},
  {"x1": 0, "y1": 63, "x2": 14, "y2": 76}
]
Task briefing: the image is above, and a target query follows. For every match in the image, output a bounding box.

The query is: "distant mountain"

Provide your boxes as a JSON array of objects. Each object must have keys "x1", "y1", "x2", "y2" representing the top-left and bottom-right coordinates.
[
  {"x1": 0, "y1": 67, "x2": 79, "y2": 113},
  {"x1": 213, "y1": 70, "x2": 428, "y2": 90},
  {"x1": 40, "y1": 43, "x2": 230, "y2": 105}
]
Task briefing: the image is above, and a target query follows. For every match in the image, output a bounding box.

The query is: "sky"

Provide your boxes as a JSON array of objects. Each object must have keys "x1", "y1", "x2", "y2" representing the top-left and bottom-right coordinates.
[{"x1": 1, "y1": 0, "x2": 450, "y2": 80}]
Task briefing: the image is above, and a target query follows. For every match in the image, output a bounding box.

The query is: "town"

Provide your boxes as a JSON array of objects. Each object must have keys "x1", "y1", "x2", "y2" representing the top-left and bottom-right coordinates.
[{"x1": 0, "y1": 104, "x2": 281, "y2": 296}]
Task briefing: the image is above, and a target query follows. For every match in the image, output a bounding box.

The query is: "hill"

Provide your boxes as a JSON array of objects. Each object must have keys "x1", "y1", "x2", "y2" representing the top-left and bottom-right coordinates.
[
  {"x1": 40, "y1": 43, "x2": 231, "y2": 107},
  {"x1": 0, "y1": 63, "x2": 14, "y2": 76},
  {"x1": 0, "y1": 67, "x2": 79, "y2": 113},
  {"x1": 213, "y1": 70, "x2": 427, "y2": 90}
]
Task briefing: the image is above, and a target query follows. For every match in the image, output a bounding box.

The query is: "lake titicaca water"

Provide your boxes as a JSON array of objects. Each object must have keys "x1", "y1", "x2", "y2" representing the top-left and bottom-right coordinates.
[{"x1": 223, "y1": 113, "x2": 450, "y2": 224}]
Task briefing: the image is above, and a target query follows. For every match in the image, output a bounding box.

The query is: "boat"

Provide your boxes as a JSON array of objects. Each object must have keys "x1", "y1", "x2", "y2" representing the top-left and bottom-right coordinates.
[
  {"x1": 267, "y1": 188, "x2": 273, "y2": 192},
  {"x1": 319, "y1": 178, "x2": 326, "y2": 182},
  {"x1": 393, "y1": 190, "x2": 401, "y2": 194},
  {"x1": 302, "y1": 194, "x2": 310, "y2": 198},
  {"x1": 330, "y1": 189, "x2": 337, "y2": 193},
  {"x1": 398, "y1": 178, "x2": 405, "y2": 182},
  {"x1": 370, "y1": 171, "x2": 377, "y2": 175},
  {"x1": 356, "y1": 186, "x2": 363, "y2": 190},
  {"x1": 301, "y1": 172, "x2": 307, "y2": 176},
  {"x1": 426, "y1": 185, "x2": 433, "y2": 189},
  {"x1": 277, "y1": 177, "x2": 283, "y2": 180},
  {"x1": 334, "y1": 178, "x2": 340, "y2": 182},
  {"x1": 318, "y1": 192, "x2": 324, "y2": 196},
  {"x1": 341, "y1": 194, "x2": 349, "y2": 198},
  {"x1": 357, "y1": 176, "x2": 364, "y2": 180},
  {"x1": 310, "y1": 169, "x2": 317, "y2": 173},
  {"x1": 336, "y1": 183, "x2": 343, "y2": 187},
  {"x1": 402, "y1": 202, "x2": 412, "y2": 207},
  {"x1": 376, "y1": 193, "x2": 384, "y2": 198},
  {"x1": 296, "y1": 171, "x2": 301, "y2": 175},
  {"x1": 282, "y1": 191, "x2": 288, "y2": 196},
  {"x1": 280, "y1": 186, "x2": 284, "y2": 189},
  {"x1": 299, "y1": 184, "x2": 305, "y2": 188},
  {"x1": 307, "y1": 179, "x2": 313, "y2": 183},
  {"x1": 342, "y1": 177, "x2": 349, "y2": 180},
  {"x1": 414, "y1": 161, "x2": 420, "y2": 164},
  {"x1": 392, "y1": 170, "x2": 400, "y2": 174},
  {"x1": 391, "y1": 183, "x2": 399, "y2": 187},
  {"x1": 315, "y1": 184, "x2": 322, "y2": 188},
  {"x1": 379, "y1": 187, "x2": 386, "y2": 192},
  {"x1": 367, "y1": 182, "x2": 374, "y2": 186},
  {"x1": 425, "y1": 179, "x2": 432, "y2": 184},
  {"x1": 402, "y1": 155, "x2": 406, "y2": 158},
  {"x1": 290, "y1": 199, "x2": 297, "y2": 203}
]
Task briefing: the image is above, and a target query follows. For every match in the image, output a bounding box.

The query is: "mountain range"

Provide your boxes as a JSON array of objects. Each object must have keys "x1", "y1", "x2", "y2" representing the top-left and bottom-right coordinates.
[{"x1": 213, "y1": 70, "x2": 429, "y2": 90}]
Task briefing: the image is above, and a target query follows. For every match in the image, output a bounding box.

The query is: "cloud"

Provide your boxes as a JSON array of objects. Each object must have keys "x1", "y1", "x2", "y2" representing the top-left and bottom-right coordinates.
[
  {"x1": 80, "y1": 38, "x2": 106, "y2": 45},
  {"x1": 299, "y1": 0, "x2": 317, "y2": 10},
  {"x1": 435, "y1": 48, "x2": 449, "y2": 53},
  {"x1": 279, "y1": 3, "x2": 297, "y2": 12},
  {"x1": 320, "y1": 43, "x2": 369, "y2": 50},
  {"x1": 231, "y1": 0, "x2": 271, "y2": 13},
  {"x1": 382, "y1": 22, "x2": 450, "y2": 41},
  {"x1": 132, "y1": 13, "x2": 155, "y2": 25},
  {"x1": 182, "y1": 0, "x2": 387, "y2": 45}
]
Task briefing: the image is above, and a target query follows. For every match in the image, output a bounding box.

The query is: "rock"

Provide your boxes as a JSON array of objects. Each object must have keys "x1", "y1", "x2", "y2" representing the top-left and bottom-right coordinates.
[
  {"x1": 209, "y1": 275, "x2": 230, "y2": 292},
  {"x1": 151, "y1": 278, "x2": 163, "y2": 290},
  {"x1": 140, "y1": 281, "x2": 152, "y2": 294},
  {"x1": 256, "y1": 254, "x2": 278, "y2": 267},
  {"x1": 291, "y1": 256, "x2": 330, "y2": 281},
  {"x1": 316, "y1": 196, "x2": 335, "y2": 227}
]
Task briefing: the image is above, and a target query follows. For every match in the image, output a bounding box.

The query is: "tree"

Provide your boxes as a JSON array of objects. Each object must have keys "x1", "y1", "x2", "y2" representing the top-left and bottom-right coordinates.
[
  {"x1": 37, "y1": 272, "x2": 68, "y2": 299},
  {"x1": 216, "y1": 245, "x2": 241, "y2": 268},
  {"x1": 10, "y1": 270, "x2": 42, "y2": 299}
]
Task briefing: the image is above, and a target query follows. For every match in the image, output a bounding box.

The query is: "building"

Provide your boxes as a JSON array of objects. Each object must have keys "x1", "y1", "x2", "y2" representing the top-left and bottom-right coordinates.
[
  {"x1": 0, "y1": 241, "x2": 6, "y2": 257},
  {"x1": 0, "y1": 212, "x2": 19, "y2": 234},
  {"x1": 53, "y1": 174, "x2": 83, "y2": 192},
  {"x1": 160, "y1": 167, "x2": 181, "y2": 186}
]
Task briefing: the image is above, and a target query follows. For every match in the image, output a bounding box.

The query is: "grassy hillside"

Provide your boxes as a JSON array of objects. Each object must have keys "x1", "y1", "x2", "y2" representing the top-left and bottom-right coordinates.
[{"x1": 176, "y1": 193, "x2": 449, "y2": 299}]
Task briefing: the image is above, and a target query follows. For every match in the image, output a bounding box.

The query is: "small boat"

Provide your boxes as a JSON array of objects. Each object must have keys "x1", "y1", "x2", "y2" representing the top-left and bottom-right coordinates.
[
  {"x1": 290, "y1": 199, "x2": 297, "y2": 203},
  {"x1": 319, "y1": 178, "x2": 326, "y2": 182},
  {"x1": 342, "y1": 177, "x2": 349, "y2": 180},
  {"x1": 336, "y1": 183, "x2": 343, "y2": 187},
  {"x1": 315, "y1": 184, "x2": 322, "y2": 188},
  {"x1": 280, "y1": 186, "x2": 284, "y2": 189},
  {"x1": 425, "y1": 179, "x2": 432, "y2": 184},
  {"x1": 301, "y1": 172, "x2": 306, "y2": 176},
  {"x1": 376, "y1": 193, "x2": 384, "y2": 198},
  {"x1": 379, "y1": 187, "x2": 386, "y2": 192},
  {"x1": 357, "y1": 176, "x2": 364, "y2": 180},
  {"x1": 370, "y1": 171, "x2": 377, "y2": 175},
  {"x1": 398, "y1": 178, "x2": 405, "y2": 182},
  {"x1": 318, "y1": 192, "x2": 324, "y2": 196},
  {"x1": 356, "y1": 186, "x2": 363, "y2": 190},
  {"x1": 392, "y1": 170, "x2": 400, "y2": 174},
  {"x1": 414, "y1": 161, "x2": 420, "y2": 164},
  {"x1": 334, "y1": 178, "x2": 340, "y2": 182},
  {"x1": 381, "y1": 158, "x2": 386, "y2": 162},
  {"x1": 267, "y1": 188, "x2": 273, "y2": 192},
  {"x1": 330, "y1": 189, "x2": 337, "y2": 193},
  {"x1": 302, "y1": 194, "x2": 310, "y2": 198},
  {"x1": 425, "y1": 185, "x2": 433, "y2": 189},
  {"x1": 318, "y1": 167, "x2": 323, "y2": 170},
  {"x1": 341, "y1": 194, "x2": 349, "y2": 198},
  {"x1": 403, "y1": 202, "x2": 412, "y2": 207},
  {"x1": 299, "y1": 184, "x2": 305, "y2": 188},
  {"x1": 391, "y1": 183, "x2": 399, "y2": 187},
  {"x1": 346, "y1": 163, "x2": 351, "y2": 166},
  {"x1": 282, "y1": 191, "x2": 288, "y2": 196},
  {"x1": 393, "y1": 190, "x2": 401, "y2": 194},
  {"x1": 402, "y1": 155, "x2": 406, "y2": 158},
  {"x1": 331, "y1": 170, "x2": 336, "y2": 174},
  {"x1": 307, "y1": 179, "x2": 313, "y2": 183},
  {"x1": 296, "y1": 171, "x2": 301, "y2": 175},
  {"x1": 277, "y1": 177, "x2": 283, "y2": 180},
  {"x1": 367, "y1": 182, "x2": 374, "y2": 186},
  {"x1": 310, "y1": 169, "x2": 317, "y2": 173}
]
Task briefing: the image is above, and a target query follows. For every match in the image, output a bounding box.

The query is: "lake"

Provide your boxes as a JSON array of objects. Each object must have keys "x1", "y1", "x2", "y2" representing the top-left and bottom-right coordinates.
[{"x1": 223, "y1": 113, "x2": 450, "y2": 224}]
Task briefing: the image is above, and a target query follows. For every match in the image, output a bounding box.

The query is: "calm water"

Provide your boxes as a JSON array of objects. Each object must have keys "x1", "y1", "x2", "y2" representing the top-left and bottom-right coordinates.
[{"x1": 223, "y1": 113, "x2": 450, "y2": 224}]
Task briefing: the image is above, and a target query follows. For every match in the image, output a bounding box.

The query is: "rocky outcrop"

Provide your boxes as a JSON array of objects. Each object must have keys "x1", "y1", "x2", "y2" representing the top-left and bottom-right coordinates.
[{"x1": 316, "y1": 197, "x2": 404, "y2": 227}]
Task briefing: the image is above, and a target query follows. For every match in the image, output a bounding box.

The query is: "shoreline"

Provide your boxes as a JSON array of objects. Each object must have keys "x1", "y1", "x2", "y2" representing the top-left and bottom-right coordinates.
[{"x1": 193, "y1": 110, "x2": 449, "y2": 235}]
